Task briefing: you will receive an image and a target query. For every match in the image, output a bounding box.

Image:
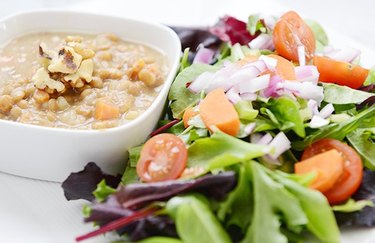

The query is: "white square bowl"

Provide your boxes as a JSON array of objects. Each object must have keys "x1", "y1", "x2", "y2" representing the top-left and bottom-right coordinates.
[{"x1": 0, "y1": 10, "x2": 181, "y2": 182}]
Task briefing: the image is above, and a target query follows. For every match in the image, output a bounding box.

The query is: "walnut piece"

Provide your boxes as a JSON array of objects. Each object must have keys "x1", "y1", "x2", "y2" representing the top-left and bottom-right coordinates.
[
  {"x1": 64, "y1": 59, "x2": 94, "y2": 83},
  {"x1": 32, "y1": 68, "x2": 65, "y2": 92},
  {"x1": 48, "y1": 46, "x2": 82, "y2": 74}
]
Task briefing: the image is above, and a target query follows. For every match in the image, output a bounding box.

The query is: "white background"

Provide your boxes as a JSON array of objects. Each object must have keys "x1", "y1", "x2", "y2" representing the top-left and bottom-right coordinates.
[{"x1": 0, "y1": 0, "x2": 374, "y2": 242}]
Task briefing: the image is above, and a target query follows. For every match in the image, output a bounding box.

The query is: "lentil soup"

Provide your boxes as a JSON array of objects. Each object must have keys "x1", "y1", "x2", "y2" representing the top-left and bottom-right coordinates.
[{"x1": 0, "y1": 32, "x2": 169, "y2": 129}]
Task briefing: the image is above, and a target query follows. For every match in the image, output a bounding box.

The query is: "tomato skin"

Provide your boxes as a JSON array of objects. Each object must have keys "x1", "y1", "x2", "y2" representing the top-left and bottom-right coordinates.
[
  {"x1": 136, "y1": 133, "x2": 187, "y2": 182},
  {"x1": 273, "y1": 11, "x2": 316, "y2": 62},
  {"x1": 301, "y1": 139, "x2": 363, "y2": 205},
  {"x1": 313, "y1": 56, "x2": 369, "y2": 89}
]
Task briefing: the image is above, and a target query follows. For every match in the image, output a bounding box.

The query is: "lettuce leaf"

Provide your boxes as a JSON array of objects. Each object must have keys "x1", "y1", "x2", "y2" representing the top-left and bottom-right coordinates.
[
  {"x1": 168, "y1": 195, "x2": 232, "y2": 243},
  {"x1": 242, "y1": 162, "x2": 308, "y2": 243},
  {"x1": 187, "y1": 131, "x2": 270, "y2": 173},
  {"x1": 323, "y1": 83, "x2": 374, "y2": 105},
  {"x1": 168, "y1": 63, "x2": 219, "y2": 118},
  {"x1": 347, "y1": 127, "x2": 375, "y2": 170}
]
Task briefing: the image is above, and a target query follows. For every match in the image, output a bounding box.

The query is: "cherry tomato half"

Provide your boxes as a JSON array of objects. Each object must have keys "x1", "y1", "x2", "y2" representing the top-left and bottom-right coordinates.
[
  {"x1": 273, "y1": 11, "x2": 316, "y2": 62},
  {"x1": 301, "y1": 138, "x2": 363, "y2": 205},
  {"x1": 136, "y1": 133, "x2": 187, "y2": 182},
  {"x1": 313, "y1": 56, "x2": 369, "y2": 89}
]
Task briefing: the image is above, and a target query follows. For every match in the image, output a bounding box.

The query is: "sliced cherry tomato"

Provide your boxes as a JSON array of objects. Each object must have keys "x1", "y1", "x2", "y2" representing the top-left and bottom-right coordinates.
[
  {"x1": 313, "y1": 56, "x2": 369, "y2": 89},
  {"x1": 136, "y1": 133, "x2": 187, "y2": 182},
  {"x1": 301, "y1": 138, "x2": 363, "y2": 205},
  {"x1": 273, "y1": 11, "x2": 316, "y2": 62}
]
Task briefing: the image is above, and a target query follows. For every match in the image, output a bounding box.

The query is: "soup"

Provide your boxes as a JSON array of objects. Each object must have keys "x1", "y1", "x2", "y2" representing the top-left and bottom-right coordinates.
[{"x1": 0, "y1": 32, "x2": 169, "y2": 129}]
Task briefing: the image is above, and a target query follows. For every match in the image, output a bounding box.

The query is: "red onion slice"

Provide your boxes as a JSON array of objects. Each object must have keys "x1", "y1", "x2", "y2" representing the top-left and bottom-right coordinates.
[
  {"x1": 268, "y1": 132, "x2": 291, "y2": 159},
  {"x1": 295, "y1": 65, "x2": 319, "y2": 84},
  {"x1": 282, "y1": 81, "x2": 324, "y2": 103},
  {"x1": 259, "y1": 55, "x2": 277, "y2": 70},
  {"x1": 325, "y1": 48, "x2": 361, "y2": 63},
  {"x1": 236, "y1": 74, "x2": 271, "y2": 94},
  {"x1": 240, "y1": 92, "x2": 258, "y2": 101},
  {"x1": 263, "y1": 75, "x2": 283, "y2": 98},
  {"x1": 318, "y1": 103, "x2": 335, "y2": 119},
  {"x1": 298, "y1": 45, "x2": 306, "y2": 66},
  {"x1": 248, "y1": 33, "x2": 274, "y2": 50},
  {"x1": 188, "y1": 71, "x2": 215, "y2": 93},
  {"x1": 307, "y1": 99, "x2": 319, "y2": 115},
  {"x1": 226, "y1": 87, "x2": 242, "y2": 104},
  {"x1": 193, "y1": 45, "x2": 215, "y2": 64},
  {"x1": 309, "y1": 115, "x2": 329, "y2": 128}
]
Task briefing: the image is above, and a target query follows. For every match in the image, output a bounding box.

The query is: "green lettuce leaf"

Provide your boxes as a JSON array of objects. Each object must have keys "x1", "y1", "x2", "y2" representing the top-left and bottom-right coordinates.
[
  {"x1": 364, "y1": 67, "x2": 375, "y2": 85},
  {"x1": 93, "y1": 179, "x2": 116, "y2": 202},
  {"x1": 332, "y1": 198, "x2": 374, "y2": 213},
  {"x1": 167, "y1": 195, "x2": 231, "y2": 243},
  {"x1": 168, "y1": 63, "x2": 219, "y2": 118},
  {"x1": 218, "y1": 165, "x2": 253, "y2": 232},
  {"x1": 323, "y1": 83, "x2": 374, "y2": 104},
  {"x1": 136, "y1": 237, "x2": 182, "y2": 243},
  {"x1": 247, "y1": 14, "x2": 266, "y2": 35},
  {"x1": 292, "y1": 105, "x2": 375, "y2": 150},
  {"x1": 187, "y1": 131, "x2": 270, "y2": 173},
  {"x1": 267, "y1": 96, "x2": 305, "y2": 137},
  {"x1": 234, "y1": 100, "x2": 259, "y2": 121},
  {"x1": 270, "y1": 170, "x2": 340, "y2": 243},
  {"x1": 347, "y1": 127, "x2": 375, "y2": 170},
  {"x1": 305, "y1": 19, "x2": 329, "y2": 47},
  {"x1": 242, "y1": 162, "x2": 308, "y2": 243}
]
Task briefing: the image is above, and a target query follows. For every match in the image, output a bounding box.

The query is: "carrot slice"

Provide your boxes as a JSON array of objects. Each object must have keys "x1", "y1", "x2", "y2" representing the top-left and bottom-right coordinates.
[
  {"x1": 182, "y1": 107, "x2": 199, "y2": 128},
  {"x1": 295, "y1": 149, "x2": 344, "y2": 193},
  {"x1": 94, "y1": 100, "x2": 120, "y2": 120},
  {"x1": 199, "y1": 88, "x2": 240, "y2": 136},
  {"x1": 268, "y1": 54, "x2": 296, "y2": 80}
]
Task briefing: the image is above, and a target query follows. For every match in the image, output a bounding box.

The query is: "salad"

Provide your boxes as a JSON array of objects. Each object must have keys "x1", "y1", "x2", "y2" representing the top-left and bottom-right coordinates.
[{"x1": 62, "y1": 11, "x2": 375, "y2": 243}]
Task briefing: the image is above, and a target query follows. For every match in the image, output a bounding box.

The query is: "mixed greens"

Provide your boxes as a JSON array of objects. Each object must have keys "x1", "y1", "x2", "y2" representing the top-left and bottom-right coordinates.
[{"x1": 62, "y1": 11, "x2": 375, "y2": 243}]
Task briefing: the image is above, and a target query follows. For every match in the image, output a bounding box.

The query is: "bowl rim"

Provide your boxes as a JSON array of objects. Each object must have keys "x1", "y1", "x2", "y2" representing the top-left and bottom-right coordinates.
[{"x1": 0, "y1": 9, "x2": 181, "y2": 135}]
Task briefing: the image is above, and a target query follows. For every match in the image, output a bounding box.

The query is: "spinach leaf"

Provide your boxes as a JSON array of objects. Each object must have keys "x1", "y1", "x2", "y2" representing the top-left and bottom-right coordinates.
[
  {"x1": 168, "y1": 63, "x2": 219, "y2": 118},
  {"x1": 267, "y1": 97, "x2": 305, "y2": 137},
  {"x1": 323, "y1": 83, "x2": 374, "y2": 104},
  {"x1": 270, "y1": 170, "x2": 340, "y2": 243},
  {"x1": 242, "y1": 162, "x2": 307, "y2": 243},
  {"x1": 292, "y1": 105, "x2": 375, "y2": 150},
  {"x1": 187, "y1": 131, "x2": 270, "y2": 173},
  {"x1": 168, "y1": 195, "x2": 232, "y2": 243},
  {"x1": 347, "y1": 128, "x2": 375, "y2": 170},
  {"x1": 218, "y1": 165, "x2": 253, "y2": 232}
]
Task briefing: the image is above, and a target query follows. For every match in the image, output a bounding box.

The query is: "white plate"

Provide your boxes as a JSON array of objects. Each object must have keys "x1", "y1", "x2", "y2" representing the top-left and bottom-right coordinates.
[{"x1": 1, "y1": 0, "x2": 375, "y2": 242}]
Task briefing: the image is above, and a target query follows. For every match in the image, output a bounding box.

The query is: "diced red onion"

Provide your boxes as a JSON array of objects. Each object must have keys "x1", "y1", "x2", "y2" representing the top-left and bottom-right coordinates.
[
  {"x1": 307, "y1": 99, "x2": 319, "y2": 115},
  {"x1": 248, "y1": 33, "x2": 274, "y2": 50},
  {"x1": 268, "y1": 132, "x2": 291, "y2": 159},
  {"x1": 263, "y1": 75, "x2": 283, "y2": 98},
  {"x1": 236, "y1": 74, "x2": 270, "y2": 94},
  {"x1": 318, "y1": 103, "x2": 335, "y2": 119},
  {"x1": 259, "y1": 55, "x2": 277, "y2": 70},
  {"x1": 226, "y1": 87, "x2": 242, "y2": 104},
  {"x1": 244, "y1": 123, "x2": 256, "y2": 135},
  {"x1": 325, "y1": 48, "x2": 361, "y2": 63},
  {"x1": 193, "y1": 45, "x2": 215, "y2": 64},
  {"x1": 282, "y1": 81, "x2": 324, "y2": 103},
  {"x1": 257, "y1": 133, "x2": 273, "y2": 145},
  {"x1": 297, "y1": 45, "x2": 306, "y2": 66},
  {"x1": 309, "y1": 115, "x2": 329, "y2": 128},
  {"x1": 240, "y1": 92, "x2": 258, "y2": 101},
  {"x1": 188, "y1": 71, "x2": 215, "y2": 93},
  {"x1": 250, "y1": 133, "x2": 262, "y2": 143},
  {"x1": 295, "y1": 65, "x2": 319, "y2": 84},
  {"x1": 262, "y1": 14, "x2": 276, "y2": 30},
  {"x1": 228, "y1": 65, "x2": 261, "y2": 88},
  {"x1": 243, "y1": 60, "x2": 267, "y2": 73}
]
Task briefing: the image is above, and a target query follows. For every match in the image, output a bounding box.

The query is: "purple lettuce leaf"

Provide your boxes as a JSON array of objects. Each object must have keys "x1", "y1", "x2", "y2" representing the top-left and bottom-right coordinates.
[
  {"x1": 114, "y1": 171, "x2": 236, "y2": 209},
  {"x1": 62, "y1": 162, "x2": 122, "y2": 201},
  {"x1": 335, "y1": 169, "x2": 375, "y2": 227},
  {"x1": 209, "y1": 15, "x2": 258, "y2": 45},
  {"x1": 356, "y1": 96, "x2": 375, "y2": 110}
]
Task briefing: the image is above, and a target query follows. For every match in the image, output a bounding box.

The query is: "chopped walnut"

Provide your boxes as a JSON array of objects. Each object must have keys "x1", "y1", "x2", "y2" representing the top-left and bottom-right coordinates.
[
  {"x1": 67, "y1": 42, "x2": 95, "y2": 59},
  {"x1": 32, "y1": 68, "x2": 65, "y2": 92},
  {"x1": 48, "y1": 46, "x2": 82, "y2": 74},
  {"x1": 64, "y1": 59, "x2": 94, "y2": 83}
]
